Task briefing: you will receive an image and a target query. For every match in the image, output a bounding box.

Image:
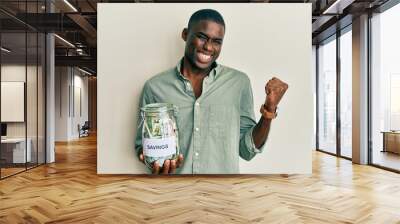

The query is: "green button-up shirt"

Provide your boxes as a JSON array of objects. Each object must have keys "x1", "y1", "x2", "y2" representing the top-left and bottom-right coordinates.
[{"x1": 135, "y1": 60, "x2": 265, "y2": 174}]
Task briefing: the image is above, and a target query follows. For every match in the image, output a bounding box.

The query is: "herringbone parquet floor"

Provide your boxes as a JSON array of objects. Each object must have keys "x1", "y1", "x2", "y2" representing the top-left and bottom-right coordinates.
[{"x1": 1, "y1": 134, "x2": 400, "y2": 224}]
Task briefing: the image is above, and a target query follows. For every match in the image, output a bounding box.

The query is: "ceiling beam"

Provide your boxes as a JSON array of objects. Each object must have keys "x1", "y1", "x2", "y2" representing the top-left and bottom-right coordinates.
[
  {"x1": 55, "y1": 55, "x2": 96, "y2": 69},
  {"x1": 67, "y1": 13, "x2": 97, "y2": 40}
]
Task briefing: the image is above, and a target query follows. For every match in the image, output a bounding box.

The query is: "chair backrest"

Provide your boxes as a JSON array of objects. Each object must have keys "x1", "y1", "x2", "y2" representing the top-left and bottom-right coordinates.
[{"x1": 82, "y1": 121, "x2": 90, "y2": 129}]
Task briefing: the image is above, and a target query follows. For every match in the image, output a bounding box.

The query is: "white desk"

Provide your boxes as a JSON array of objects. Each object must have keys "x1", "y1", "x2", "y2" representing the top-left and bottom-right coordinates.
[{"x1": 1, "y1": 138, "x2": 31, "y2": 163}]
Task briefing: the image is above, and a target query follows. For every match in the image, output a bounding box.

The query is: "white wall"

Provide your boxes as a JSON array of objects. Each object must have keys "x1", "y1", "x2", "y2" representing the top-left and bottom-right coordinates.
[
  {"x1": 72, "y1": 72, "x2": 89, "y2": 138},
  {"x1": 55, "y1": 67, "x2": 89, "y2": 141},
  {"x1": 98, "y1": 3, "x2": 313, "y2": 174},
  {"x1": 55, "y1": 67, "x2": 69, "y2": 141}
]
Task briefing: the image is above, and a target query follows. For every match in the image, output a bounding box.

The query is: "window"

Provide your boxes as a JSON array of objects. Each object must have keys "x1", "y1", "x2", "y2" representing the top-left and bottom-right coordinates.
[
  {"x1": 317, "y1": 36, "x2": 337, "y2": 154},
  {"x1": 371, "y1": 3, "x2": 400, "y2": 171},
  {"x1": 340, "y1": 28, "x2": 352, "y2": 158}
]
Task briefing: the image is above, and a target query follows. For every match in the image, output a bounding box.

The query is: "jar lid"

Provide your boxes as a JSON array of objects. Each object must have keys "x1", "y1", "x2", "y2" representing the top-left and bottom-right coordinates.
[{"x1": 140, "y1": 103, "x2": 177, "y2": 114}]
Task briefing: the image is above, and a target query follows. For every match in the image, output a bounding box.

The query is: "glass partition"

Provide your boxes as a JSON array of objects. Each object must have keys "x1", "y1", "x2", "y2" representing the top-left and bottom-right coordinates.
[
  {"x1": 0, "y1": 1, "x2": 46, "y2": 179},
  {"x1": 27, "y1": 31, "x2": 38, "y2": 169},
  {"x1": 1, "y1": 31, "x2": 28, "y2": 177}
]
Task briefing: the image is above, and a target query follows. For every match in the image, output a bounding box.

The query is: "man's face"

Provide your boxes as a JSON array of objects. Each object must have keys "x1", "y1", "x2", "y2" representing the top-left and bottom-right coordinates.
[{"x1": 182, "y1": 20, "x2": 225, "y2": 70}]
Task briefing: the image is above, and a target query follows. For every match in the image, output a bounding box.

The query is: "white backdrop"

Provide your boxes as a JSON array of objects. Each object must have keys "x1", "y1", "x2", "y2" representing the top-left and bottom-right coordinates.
[{"x1": 98, "y1": 3, "x2": 313, "y2": 174}]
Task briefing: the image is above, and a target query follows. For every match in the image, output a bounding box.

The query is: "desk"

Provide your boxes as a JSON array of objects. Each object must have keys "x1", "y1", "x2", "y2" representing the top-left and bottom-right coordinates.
[
  {"x1": 382, "y1": 131, "x2": 400, "y2": 154},
  {"x1": 1, "y1": 138, "x2": 31, "y2": 163}
]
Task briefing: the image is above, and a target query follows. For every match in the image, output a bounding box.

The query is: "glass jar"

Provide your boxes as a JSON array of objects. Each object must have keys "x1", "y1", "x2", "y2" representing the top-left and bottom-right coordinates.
[{"x1": 140, "y1": 103, "x2": 180, "y2": 170}]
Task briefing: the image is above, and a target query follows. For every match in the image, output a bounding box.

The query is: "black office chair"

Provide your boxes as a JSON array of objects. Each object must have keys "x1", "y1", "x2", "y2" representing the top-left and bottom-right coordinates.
[{"x1": 79, "y1": 121, "x2": 90, "y2": 138}]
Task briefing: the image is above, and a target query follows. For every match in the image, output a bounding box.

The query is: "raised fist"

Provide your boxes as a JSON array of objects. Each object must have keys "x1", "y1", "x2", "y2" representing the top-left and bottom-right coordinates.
[{"x1": 264, "y1": 77, "x2": 288, "y2": 112}]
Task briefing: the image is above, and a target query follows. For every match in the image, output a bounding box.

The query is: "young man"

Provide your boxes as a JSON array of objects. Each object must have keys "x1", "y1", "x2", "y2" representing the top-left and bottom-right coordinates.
[{"x1": 135, "y1": 9, "x2": 288, "y2": 174}]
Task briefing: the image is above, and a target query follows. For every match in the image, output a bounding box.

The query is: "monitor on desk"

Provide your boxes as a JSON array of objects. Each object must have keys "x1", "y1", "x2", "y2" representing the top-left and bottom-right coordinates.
[{"x1": 1, "y1": 123, "x2": 7, "y2": 138}]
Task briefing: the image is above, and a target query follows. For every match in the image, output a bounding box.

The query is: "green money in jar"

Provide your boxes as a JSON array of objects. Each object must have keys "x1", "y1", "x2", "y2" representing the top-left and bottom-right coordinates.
[{"x1": 140, "y1": 103, "x2": 180, "y2": 171}]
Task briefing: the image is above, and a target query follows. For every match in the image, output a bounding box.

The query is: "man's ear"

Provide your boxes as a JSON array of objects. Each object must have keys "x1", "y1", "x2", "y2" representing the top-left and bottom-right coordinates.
[{"x1": 182, "y1": 28, "x2": 188, "y2": 41}]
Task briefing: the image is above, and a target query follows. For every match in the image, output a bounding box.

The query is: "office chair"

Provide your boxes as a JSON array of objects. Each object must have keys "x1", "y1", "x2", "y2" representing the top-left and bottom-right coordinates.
[{"x1": 79, "y1": 121, "x2": 90, "y2": 138}]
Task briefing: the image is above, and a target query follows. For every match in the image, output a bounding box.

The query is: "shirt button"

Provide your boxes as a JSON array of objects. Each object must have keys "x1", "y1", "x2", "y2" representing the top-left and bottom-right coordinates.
[
  {"x1": 195, "y1": 102, "x2": 200, "y2": 106},
  {"x1": 195, "y1": 152, "x2": 199, "y2": 156},
  {"x1": 195, "y1": 127, "x2": 199, "y2": 131}
]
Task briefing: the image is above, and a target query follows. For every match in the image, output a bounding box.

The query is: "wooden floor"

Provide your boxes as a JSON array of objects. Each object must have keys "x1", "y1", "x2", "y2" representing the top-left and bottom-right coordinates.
[
  {"x1": 1, "y1": 163, "x2": 45, "y2": 178},
  {"x1": 0, "y1": 167, "x2": 26, "y2": 178},
  {"x1": 1, "y1": 135, "x2": 400, "y2": 223}
]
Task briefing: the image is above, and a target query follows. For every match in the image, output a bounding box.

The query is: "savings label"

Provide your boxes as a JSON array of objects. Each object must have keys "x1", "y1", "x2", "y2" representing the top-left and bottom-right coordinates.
[{"x1": 143, "y1": 137, "x2": 176, "y2": 157}]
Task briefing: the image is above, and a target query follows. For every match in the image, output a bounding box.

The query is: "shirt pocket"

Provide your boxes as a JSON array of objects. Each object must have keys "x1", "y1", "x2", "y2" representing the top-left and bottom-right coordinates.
[{"x1": 209, "y1": 104, "x2": 232, "y2": 139}]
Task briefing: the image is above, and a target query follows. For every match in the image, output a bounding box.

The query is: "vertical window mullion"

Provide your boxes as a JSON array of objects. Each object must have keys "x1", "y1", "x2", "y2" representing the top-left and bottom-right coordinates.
[
  {"x1": 316, "y1": 45, "x2": 320, "y2": 150},
  {"x1": 367, "y1": 11, "x2": 373, "y2": 165},
  {"x1": 36, "y1": 0, "x2": 39, "y2": 167},
  {"x1": 0, "y1": 24, "x2": 2, "y2": 179},
  {"x1": 337, "y1": 30, "x2": 341, "y2": 157},
  {"x1": 25, "y1": 0, "x2": 28, "y2": 171}
]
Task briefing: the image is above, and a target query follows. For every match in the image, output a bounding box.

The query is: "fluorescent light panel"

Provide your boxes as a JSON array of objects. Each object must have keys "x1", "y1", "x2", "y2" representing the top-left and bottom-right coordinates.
[
  {"x1": 63, "y1": 0, "x2": 78, "y2": 12},
  {"x1": 54, "y1": 34, "x2": 75, "y2": 48},
  {"x1": 1, "y1": 47, "x2": 11, "y2": 53},
  {"x1": 322, "y1": 0, "x2": 343, "y2": 14},
  {"x1": 78, "y1": 67, "x2": 93, "y2": 76}
]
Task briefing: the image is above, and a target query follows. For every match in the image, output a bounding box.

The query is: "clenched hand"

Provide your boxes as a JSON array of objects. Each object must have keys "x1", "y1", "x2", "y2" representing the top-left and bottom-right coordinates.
[{"x1": 264, "y1": 77, "x2": 289, "y2": 112}]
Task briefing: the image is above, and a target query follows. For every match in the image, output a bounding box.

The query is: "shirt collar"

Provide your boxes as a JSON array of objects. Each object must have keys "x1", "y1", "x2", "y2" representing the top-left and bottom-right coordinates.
[{"x1": 175, "y1": 58, "x2": 222, "y2": 81}]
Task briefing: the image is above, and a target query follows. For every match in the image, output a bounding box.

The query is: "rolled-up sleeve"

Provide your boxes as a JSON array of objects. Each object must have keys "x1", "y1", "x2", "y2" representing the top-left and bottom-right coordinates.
[{"x1": 239, "y1": 77, "x2": 264, "y2": 161}]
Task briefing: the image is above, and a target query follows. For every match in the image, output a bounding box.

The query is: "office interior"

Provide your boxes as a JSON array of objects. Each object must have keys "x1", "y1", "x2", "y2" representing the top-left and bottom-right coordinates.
[
  {"x1": 0, "y1": 0, "x2": 97, "y2": 179},
  {"x1": 0, "y1": 0, "x2": 400, "y2": 222}
]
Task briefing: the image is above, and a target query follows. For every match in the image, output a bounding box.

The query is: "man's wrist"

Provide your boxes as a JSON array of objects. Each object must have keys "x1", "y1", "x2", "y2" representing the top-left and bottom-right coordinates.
[
  {"x1": 260, "y1": 104, "x2": 277, "y2": 120},
  {"x1": 263, "y1": 104, "x2": 277, "y2": 113}
]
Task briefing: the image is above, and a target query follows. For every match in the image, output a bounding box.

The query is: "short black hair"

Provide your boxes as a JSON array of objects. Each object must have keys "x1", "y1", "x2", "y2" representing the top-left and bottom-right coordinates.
[{"x1": 188, "y1": 9, "x2": 225, "y2": 31}]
